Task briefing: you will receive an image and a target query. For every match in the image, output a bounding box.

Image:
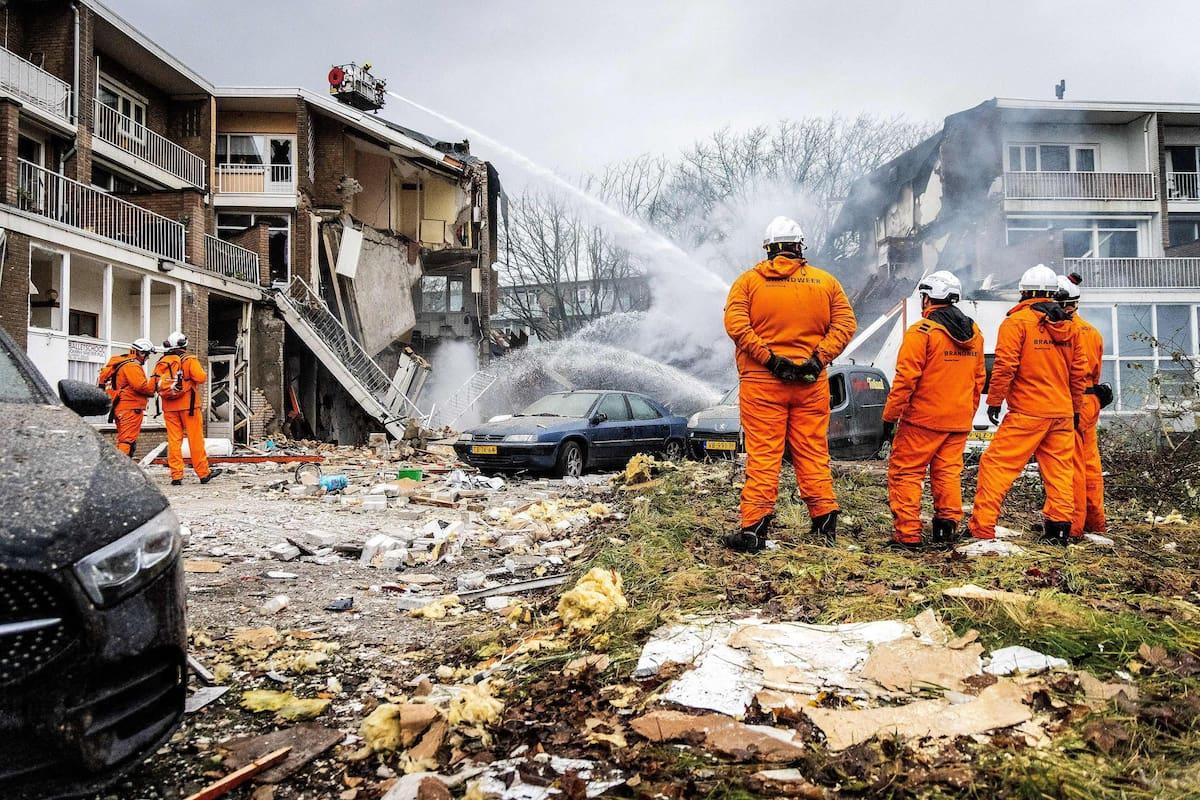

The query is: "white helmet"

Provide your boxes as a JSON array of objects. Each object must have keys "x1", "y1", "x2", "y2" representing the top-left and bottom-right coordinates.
[
  {"x1": 163, "y1": 331, "x2": 188, "y2": 350},
  {"x1": 1056, "y1": 273, "x2": 1082, "y2": 303},
  {"x1": 763, "y1": 216, "x2": 806, "y2": 249},
  {"x1": 1019, "y1": 264, "x2": 1059, "y2": 293},
  {"x1": 131, "y1": 337, "x2": 156, "y2": 355},
  {"x1": 918, "y1": 270, "x2": 962, "y2": 302}
]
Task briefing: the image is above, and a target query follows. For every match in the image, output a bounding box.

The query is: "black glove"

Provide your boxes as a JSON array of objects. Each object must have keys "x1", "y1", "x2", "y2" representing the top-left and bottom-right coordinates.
[
  {"x1": 1074, "y1": 413, "x2": 1081, "y2": 430},
  {"x1": 1094, "y1": 383, "x2": 1114, "y2": 409},
  {"x1": 796, "y1": 353, "x2": 823, "y2": 383},
  {"x1": 987, "y1": 405, "x2": 1002, "y2": 426},
  {"x1": 881, "y1": 420, "x2": 895, "y2": 444},
  {"x1": 766, "y1": 352, "x2": 803, "y2": 382}
]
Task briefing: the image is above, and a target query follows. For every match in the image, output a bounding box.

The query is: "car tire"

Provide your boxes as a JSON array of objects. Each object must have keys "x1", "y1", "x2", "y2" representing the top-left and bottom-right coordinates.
[
  {"x1": 664, "y1": 439, "x2": 684, "y2": 461},
  {"x1": 555, "y1": 440, "x2": 584, "y2": 478}
]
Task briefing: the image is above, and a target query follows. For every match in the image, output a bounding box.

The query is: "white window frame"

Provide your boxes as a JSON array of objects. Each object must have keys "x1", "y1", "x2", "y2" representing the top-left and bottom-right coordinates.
[
  {"x1": 1004, "y1": 215, "x2": 1149, "y2": 257},
  {"x1": 1005, "y1": 142, "x2": 1100, "y2": 173},
  {"x1": 1083, "y1": 302, "x2": 1200, "y2": 414},
  {"x1": 97, "y1": 73, "x2": 148, "y2": 142},
  {"x1": 216, "y1": 211, "x2": 292, "y2": 283}
]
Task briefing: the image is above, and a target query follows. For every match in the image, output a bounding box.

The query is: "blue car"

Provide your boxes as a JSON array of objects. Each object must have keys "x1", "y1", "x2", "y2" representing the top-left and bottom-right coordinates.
[{"x1": 454, "y1": 390, "x2": 689, "y2": 477}]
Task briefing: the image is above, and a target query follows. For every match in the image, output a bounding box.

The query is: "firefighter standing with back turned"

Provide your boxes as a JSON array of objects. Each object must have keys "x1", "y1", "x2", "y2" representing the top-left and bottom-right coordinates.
[
  {"x1": 722, "y1": 216, "x2": 857, "y2": 552},
  {"x1": 97, "y1": 337, "x2": 157, "y2": 457},
  {"x1": 154, "y1": 331, "x2": 222, "y2": 486},
  {"x1": 1048, "y1": 272, "x2": 1110, "y2": 538},
  {"x1": 881, "y1": 271, "x2": 985, "y2": 549},
  {"x1": 968, "y1": 264, "x2": 1087, "y2": 544}
]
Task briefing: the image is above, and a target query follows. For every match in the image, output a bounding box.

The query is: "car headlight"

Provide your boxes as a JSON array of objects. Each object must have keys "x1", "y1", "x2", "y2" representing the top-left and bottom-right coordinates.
[
  {"x1": 74, "y1": 507, "x2": 181, "y2": 606},
  {"x1": 458, "y1": 432, "x2": 473, "y2": 441},
  {"x1": 504, "y1": 434, "x2": 535, "y2": 443},
  {"x1": 687, "y1": 413, "x2": 700, "y2": 429}
]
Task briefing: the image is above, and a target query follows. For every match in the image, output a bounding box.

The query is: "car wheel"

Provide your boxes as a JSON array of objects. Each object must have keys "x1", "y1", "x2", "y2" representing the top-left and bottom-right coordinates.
[
  {"x1": 664, "y1": 439, "x2": 684, "y2": 461},
  {"x1": 556, "y1": 441, "x2": 584, "y2": 477}
]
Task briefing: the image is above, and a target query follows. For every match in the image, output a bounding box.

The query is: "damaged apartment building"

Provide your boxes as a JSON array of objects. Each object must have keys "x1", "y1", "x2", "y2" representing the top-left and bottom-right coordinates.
[
  {"x1": 0, "y1": 0, "x2": 500, "y2": 448},
  {"x1": 828, "y1": 97, "x2": 1200, "y2": 417}
]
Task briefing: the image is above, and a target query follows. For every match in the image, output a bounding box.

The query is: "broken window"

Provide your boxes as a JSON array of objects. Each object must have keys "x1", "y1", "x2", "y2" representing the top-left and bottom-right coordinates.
[
  {"x1": 448, "y1": 279, "x2": 464, "y2": 313},
  {"x1": 1169, "y1": 215, "x2": 1200, "y2": 247},
  {"x1": 217, "y1": 212, "x2": 290, "y2": 282},
  {"x1": 421, "y1": 276, "x2": 448, "y2": 312},
  {"x1": 29, "y1": 248, "x2": 63, "y2": 331}
]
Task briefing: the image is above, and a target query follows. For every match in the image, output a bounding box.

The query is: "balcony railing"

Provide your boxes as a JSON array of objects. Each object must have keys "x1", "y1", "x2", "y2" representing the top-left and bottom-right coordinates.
[
  {"x1": 216, "y1": 163, "x2": 295, "y2": 194},
  {"x1": 1166, "y1": 172, "x2": 1199, "y2": 201},
  {"x1": 1065, "y1": 257, "x2": 1200, "y2": 289},
  {"x1": 93, "y1": 99, "x2": 206, "y2": 189},
  {"x1": 1004, "y1": 171, "x2": 1157, "y2": 201},
  {"x1": 204, "y1": 234, "x2": 260, "y2": 284},
  {"x1": 17, "y1": 159, "x2": 185, "y2": 262},
  {"x1": 0, "y1": 45, "x2": 72, "y2": 122}
]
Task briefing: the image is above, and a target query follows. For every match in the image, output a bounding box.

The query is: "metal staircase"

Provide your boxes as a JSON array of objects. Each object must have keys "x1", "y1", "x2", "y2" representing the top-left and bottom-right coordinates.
[
  {"x1": 275, "y1": 277, "x2": 431, "y2": 437},
  {"x1": 430, "y1": 370, "x2": 497, "y2": 430}
]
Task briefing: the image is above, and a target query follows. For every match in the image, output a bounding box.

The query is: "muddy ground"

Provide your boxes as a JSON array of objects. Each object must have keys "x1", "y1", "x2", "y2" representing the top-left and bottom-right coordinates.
[{"x1": 82, "y1": 445, "x2": 1200, "y2": 800}]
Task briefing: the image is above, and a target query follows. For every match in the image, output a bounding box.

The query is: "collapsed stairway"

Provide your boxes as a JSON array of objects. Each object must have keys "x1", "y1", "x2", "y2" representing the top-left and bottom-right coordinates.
[
  {"x1": 429, "y1": 369, "x2": 497, "y2": 430},
  {"x1": 275, "y1": 277, "x2": 431, "y2": 438}
]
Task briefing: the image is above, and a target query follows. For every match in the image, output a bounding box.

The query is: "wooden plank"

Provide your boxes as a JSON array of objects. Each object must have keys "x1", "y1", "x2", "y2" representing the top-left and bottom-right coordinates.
[{"x1": 183, "y1": 746, "x2": 290, "y2": 800}]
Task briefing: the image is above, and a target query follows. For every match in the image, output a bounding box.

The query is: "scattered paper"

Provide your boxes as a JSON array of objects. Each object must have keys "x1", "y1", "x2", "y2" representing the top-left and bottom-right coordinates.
[{"x1": 984, "y1": 645, "x2": 1069, "y2": 676}]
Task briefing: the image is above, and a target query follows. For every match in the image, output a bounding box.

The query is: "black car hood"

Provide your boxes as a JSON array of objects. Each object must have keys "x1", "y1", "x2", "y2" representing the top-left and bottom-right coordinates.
[
  {"x1": 0, "y1": 402, "x2": 168, "y2": 569},
  {"x1": 470, "y1": 415, "x2": 586, "y2": 436}
]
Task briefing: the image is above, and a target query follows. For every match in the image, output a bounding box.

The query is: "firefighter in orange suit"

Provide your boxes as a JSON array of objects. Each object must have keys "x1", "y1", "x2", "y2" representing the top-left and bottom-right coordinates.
[
  {"x1": 881, "y1": 271, "x2": 985, "y2": 549},
  {"x1": 97, "y1": 337, "x2": 157, "y2": 457},
  {"x1": 1049, "y1": 273, "x2": 1109, "y2": 536},
  {"x1": 722, "y1": 216, "x2": 857, "y2": 552},
  {"x1": 154, "y1": 331, "x2": 222, "y2": 486},
  {"x1": 968, "y1": 265, "x2": 1087, "y2": 544}
]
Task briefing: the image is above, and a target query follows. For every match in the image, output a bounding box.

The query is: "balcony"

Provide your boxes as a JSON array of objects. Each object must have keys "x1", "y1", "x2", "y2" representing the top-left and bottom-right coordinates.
[
  {"x1": 92, "y1": 99, "x2": 207, "y2": 189},
  {"x1": 0, "y1": 45, "x2": 72, "y2": 124},
  {"x1": 1004, "y1": 171, "x2": 1156, "y2": 201},
  {"x1": 1166, "y1": 172, "x2": 1199, "y2": 201},
  {"x1": 204, "y1": 234, "x2": 260, "y2": 284},
  {"x1": 1065, "y1": 257, "x2": 1200, "y2": 289},
  {"x1": 216, "y1": 163, "x2": 294, "y2": 195},
  {"x1": 17, "y1": 159, "x2": 185, "y2": 262}
]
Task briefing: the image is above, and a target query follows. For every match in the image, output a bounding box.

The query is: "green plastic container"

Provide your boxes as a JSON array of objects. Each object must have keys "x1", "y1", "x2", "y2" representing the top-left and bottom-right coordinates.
[{"x1": 396, "y1": 468, "x2": 423, "y2": 481}]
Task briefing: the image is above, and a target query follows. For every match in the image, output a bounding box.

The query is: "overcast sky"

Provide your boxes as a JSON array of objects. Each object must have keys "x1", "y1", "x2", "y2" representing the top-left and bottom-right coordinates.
[{"x1": 114, "y1": 0, "x2": 1200, "y2": 181}]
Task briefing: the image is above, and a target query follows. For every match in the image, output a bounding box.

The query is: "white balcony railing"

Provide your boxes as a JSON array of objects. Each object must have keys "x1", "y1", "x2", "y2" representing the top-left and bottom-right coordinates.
[
  {"x1": 93, "y1": 99, "x2": 206, "y2": 189},
  {"x1": 204, "y1": 234, "x2": 260, "y2": 284},
  {"x1": 17, "y1": 159, "x2": 185, "y2": 262},
  {"x1": 1004, "y1": 171, "x2": 1157, "y2": 201},
  {"x1": 1065, "y1": 258, "x2": 1200, "y2": 289},
  {"x1": 1166, "y1": 172, "x2": 1200, "y2": 201},
  {"x1": 0, "y1": 45, "x2": 72, "y2": 122},
  {"x1": 216, "y1": 163, "x2": 295, "y2": 194}
]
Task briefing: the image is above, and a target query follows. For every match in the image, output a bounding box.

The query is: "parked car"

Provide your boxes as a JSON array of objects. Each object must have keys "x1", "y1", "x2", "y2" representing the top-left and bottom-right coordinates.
[
  {"x1": 0, "y1": 328, "x2": 186, "y2": 799},
  {"x1": 454, "y1": 390, "x2": 688, "y2": 476},
  {"x1": 687, "y1": 364, "x2": 892, "y2": 460}
]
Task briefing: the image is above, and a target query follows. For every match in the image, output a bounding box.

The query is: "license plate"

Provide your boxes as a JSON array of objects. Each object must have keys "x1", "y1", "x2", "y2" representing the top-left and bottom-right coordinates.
[
  {"x1": 471, "y1": 445, "x2": 498, "y2": 455},
  {"x1": 968, "y1": 430, "x2": 995, "y2": 441},
  {"x1": 704, "y1": 440, "x2": 737, "y2": 451}
]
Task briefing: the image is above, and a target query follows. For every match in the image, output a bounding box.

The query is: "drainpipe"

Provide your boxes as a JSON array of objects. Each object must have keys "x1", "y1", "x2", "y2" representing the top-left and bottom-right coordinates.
[
  {"x1": 72, "y1": 2, "x2": 80, "y2": 122},
  {"x1": 1143, "y1": 113, "x2": 1153, "y2": 172},
  {"x1": 59, "y1": 145, "x2": 76, "y2": 173}
]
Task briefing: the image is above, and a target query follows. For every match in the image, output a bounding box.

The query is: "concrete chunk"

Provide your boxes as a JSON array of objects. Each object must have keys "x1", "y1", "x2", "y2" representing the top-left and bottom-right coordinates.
[{"x1": 268, "y1": 542, "x2": 301, "y2": 562}]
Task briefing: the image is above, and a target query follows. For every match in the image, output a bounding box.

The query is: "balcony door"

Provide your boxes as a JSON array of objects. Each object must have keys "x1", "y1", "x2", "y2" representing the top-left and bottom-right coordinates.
[
  {"x1": 1167, "y1": 147, "x2": 1199, "y2": 200},
  {"x1": 216, "y1": 134, "x2": 295, "y2": 194},
  {"x1": 97, "y1": 78, "x2": 147, "y2": 143}
]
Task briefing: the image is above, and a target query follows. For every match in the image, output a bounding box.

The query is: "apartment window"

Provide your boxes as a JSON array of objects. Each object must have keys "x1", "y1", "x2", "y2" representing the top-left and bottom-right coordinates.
[
  {"x1": 420, "y1": 276, "x2": 448, "y2": 313},
  {"x1": 1007, "y1": 144, "x2": 1097, "y2": 172},
  {"x1": 1167, "y1": 146, "x2": 1198, "y2": 174},
  {"x1": 1167, "y1": 147, "x2": 1200, "y2": 200},
  {"x1": 1080, "y1": 304, "x2": 1199, "y2": 412},
  {"x1": 217, "y1": 212, "x2": 290, "y2": 283},
  {"x1": 1006, "y1": 217, "x2": 1141, "y2": 258},
  {"x1": 216, "y1": 134, "x2": 296, "y2": 190},
  {"x1": 29, "y1": 248, "x2": 64, "y2": 331},
  {"x1": 97, "y1": 78, "x2": 146, "y2": 140},
  {"x1": 1169, "y1": 215, "x2": 1200, "y2": 248},
  {"x1": 17, "y1": 135, "x2": 42, "y2": 166},
  {"x1": 448, "y1": 278, "x2": 464, "y2": 313},
  {"x1": 91, "y1": 166, "x2": 140, "y2": 194}
]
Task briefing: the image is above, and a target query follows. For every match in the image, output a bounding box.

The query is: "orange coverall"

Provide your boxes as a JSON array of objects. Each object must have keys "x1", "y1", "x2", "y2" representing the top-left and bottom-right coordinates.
[
  {"x1": 882, "y1": 307, "x2": 986, "y2": 544},
  {"x1": 1041, "y1": 313, "x2": 1106, "y2": 535},
  {"x1": 969, "y1": 299, "x2": 1087, "y2": 540},
  {"x1": 99, "y1": 353, "x2": 156, "y2": 456},
  {"x1": 724, "y1": 255, "x2": 857, "y2": 528},
  {"x1": 154, "y1": 352, "x2": 211, "y2": 481}
]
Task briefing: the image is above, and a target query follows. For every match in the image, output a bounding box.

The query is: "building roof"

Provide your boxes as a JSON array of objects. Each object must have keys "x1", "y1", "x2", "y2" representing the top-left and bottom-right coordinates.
[{"x1": 84, "y1": 0, "x2": 214, "y2": 95}]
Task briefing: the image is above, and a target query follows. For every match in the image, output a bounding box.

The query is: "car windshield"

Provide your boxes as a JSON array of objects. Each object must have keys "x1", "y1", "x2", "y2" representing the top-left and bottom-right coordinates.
[
  {"x1": 517, "y1": 392, "x2": 601, "y2": 418},
  {"x1": 0, "y1": 340, "x2": 42, "y2": 403},
  {"x1": 721, "y1": 387, "x2": 738, "y2": 405}
]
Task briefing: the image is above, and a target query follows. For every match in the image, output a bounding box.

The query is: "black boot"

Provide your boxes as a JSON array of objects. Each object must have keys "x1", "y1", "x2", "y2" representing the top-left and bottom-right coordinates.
[
  {"x1": 200, "y1": 468, "x2": 224, "y2": 485},
  {"x1": 930, "y1": 517, "x2": 959, "y2": 548},
  {"x1": 1041, "y1": 519, "x2": 1071, "y2": 546},
  {"x1": 170, "y1": 479, "x2": 182, "y2": 486},
  {"x1": 810, "y1": 511, "x2": 838, "y2": 545},
  {"x1": 723, "y1": 514, "x2": 772, "y2": 553}
]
